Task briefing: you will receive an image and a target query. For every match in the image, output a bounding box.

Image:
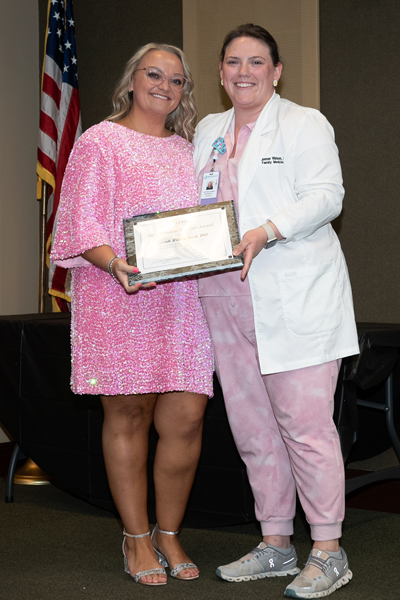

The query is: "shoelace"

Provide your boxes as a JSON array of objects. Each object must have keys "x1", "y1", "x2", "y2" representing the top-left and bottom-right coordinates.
[{"x1": 306, "y1": 555, "x2": 329, "y2": 573}]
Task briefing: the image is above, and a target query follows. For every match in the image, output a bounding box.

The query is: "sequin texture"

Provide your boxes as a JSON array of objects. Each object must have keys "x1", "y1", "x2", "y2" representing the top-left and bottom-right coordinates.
[{"x1": 51, "y1": 121, "x2": 213, "y2": 396}]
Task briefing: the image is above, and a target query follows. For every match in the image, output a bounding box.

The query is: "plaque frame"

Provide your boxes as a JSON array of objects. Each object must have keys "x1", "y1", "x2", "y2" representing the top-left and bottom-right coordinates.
[{"x1": 123, "y1": 201, "x2": 244, "y2": 285}]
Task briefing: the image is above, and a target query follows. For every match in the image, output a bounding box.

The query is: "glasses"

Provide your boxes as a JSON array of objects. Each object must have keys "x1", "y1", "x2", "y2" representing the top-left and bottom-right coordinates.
[{"x1": 133, "y1": 67, "x2": 189, "y2": 91}]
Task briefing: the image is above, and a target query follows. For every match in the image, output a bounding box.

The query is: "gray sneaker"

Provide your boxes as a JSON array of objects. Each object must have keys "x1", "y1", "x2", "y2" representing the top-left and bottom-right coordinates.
[
  {"x1": 216, "y1": 542, "x2": 299, "y2": 582},
  {"x1": 285, "y1": 547, "x2": 353, "y2": 598}
]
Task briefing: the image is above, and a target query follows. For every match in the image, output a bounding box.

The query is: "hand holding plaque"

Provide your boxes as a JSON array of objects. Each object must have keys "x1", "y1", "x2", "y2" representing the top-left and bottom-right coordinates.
[{"x1": 123, "y1": 201, "x2": 244, "y2": 285}]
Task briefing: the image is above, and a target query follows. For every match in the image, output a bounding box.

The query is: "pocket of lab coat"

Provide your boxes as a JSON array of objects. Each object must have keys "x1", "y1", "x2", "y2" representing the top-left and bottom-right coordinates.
[{"x1": 278, "y1": 262, "x2": 344, "y2": 336}]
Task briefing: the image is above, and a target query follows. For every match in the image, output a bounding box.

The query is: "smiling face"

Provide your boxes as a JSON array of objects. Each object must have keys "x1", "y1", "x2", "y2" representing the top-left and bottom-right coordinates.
[
  {"x1": 130, "y1": 50, "x2": 184, "y2": 119},
  {"x1": 220, "y1": 36, "x2": 282, "y2": 116}
]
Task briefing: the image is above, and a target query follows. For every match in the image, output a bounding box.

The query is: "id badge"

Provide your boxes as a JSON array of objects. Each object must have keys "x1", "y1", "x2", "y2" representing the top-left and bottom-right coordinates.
[{"x1": 200, "y1": 171, "x2": 220, "y2": 205}]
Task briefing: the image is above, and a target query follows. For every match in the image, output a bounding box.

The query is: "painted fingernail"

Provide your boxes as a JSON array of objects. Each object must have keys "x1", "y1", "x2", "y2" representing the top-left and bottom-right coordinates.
[{"x1": 133, "y1": 267, "x2": 139, "y2": 273}]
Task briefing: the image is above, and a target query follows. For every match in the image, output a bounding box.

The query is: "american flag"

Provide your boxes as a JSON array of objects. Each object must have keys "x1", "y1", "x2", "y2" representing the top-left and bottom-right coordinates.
[{"x1": 37, "y1": 0, "x2": 81, "y2": 311}]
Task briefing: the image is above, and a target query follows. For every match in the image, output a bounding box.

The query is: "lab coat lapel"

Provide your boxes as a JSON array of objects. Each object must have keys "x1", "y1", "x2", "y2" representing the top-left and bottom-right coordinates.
[{"x1": 196, "y1": 109, "x2": 234, "y2": 176}]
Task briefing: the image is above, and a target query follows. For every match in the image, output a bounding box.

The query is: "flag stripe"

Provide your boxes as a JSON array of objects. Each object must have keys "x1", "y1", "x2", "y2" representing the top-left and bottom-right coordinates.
[
  {"x1": 75, "y1": 115, "x2": 82, "y2": 143},
  {"x1": 39, "y1": 111, "x2": 58, "y2": 142},
  {"x1": 46, "y1": 192, "x2": 55, "y2": 241},
  {"x1": 50, "y1": 263, "x2": 68, "y2": 292},
  {"x1": 40, "y1": 91, "x2": 60, "y2": 122},
  {"x1": 43, "y1": 72, "x2": 61, "y2": 109},
  {"x1": 38, "y1": 147, "x2": 56, "y2": 178},
  {"x1": 38, "y1": 131, "x2": 57, "y2": 165},
  {"x1": 57, "y1": 83, "x2": 73, "y2": 149},
  {"x1": 44, "y1": 55, "x2": 63, "y2": 88},
  {"x1": 58, "y1": 88, "x2": 81, "y2": 170},
  {"x1": 51, "y1": 88, "x2": 81, "y2": 233}
]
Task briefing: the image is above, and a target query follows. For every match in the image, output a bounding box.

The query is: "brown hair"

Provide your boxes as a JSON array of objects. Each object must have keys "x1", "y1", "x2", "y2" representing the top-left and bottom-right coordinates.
[{"x1": 220, "y1": 23, "x2": 281, "y2": 66}]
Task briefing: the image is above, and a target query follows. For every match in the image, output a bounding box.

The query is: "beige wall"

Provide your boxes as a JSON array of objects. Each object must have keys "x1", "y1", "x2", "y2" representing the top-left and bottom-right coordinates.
[
  {"x1": 320, "y1": 0, "x2": 400, "y2": 323},
  {"x1": 0, "y1": 1, "x2": 40, "y2": 316},
  {"x1": 183, "y1": 0, "x2": 319, "y2": 120}
]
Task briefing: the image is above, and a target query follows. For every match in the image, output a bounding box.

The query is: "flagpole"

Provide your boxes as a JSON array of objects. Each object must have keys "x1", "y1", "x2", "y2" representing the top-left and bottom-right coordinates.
[
  {"x1": 11, "y1": 178, "x2": 52, "y2": 487},
  {"x1": 15, "y1": 0, "x2": 81, "y2": 485},
  {"x1": 16, "y1": 0, "x2": 80, "y2": 487},
  {"x1": 11, "y1": 2, "x2": 54, "y2": 487},
  {"x1": 38, "y1": 178, "x2": 48, "y2": 313}
]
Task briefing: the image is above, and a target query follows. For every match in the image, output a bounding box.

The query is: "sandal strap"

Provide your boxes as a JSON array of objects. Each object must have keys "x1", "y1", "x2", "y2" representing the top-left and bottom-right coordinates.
[
  {"x1": 155, "y1": 523, "x2": 179, "y2": 536},
  {"x1": 170, "y1": 562, "x2": 198, "y2": 577},
  {"x1": 133, "y1": 567, "x2": 166, "y2": 582},
  {"x1": 123, "y1": 528, "x2": 150, "y2": 539}
]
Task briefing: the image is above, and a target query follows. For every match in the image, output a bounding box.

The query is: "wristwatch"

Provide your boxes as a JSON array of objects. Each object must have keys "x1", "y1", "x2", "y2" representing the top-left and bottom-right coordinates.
[{"x1": 261, "y1": 223, "x2": 278, "y2": 249}]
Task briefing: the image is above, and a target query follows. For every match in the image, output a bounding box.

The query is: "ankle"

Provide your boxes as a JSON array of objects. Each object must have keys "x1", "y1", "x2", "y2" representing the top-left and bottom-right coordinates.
[
  {"x1": 153, "y1": 530, "x2": 179, "y2": 550},
  {"x1": 125, "y1": 534, "x2": 151, "y2": 553},
  {"x1": 313, "y1": 540, "x2": 340, "y2": 553},
  {"x1": 262, "y1": 535, "x2": 291, "y2": 549}
]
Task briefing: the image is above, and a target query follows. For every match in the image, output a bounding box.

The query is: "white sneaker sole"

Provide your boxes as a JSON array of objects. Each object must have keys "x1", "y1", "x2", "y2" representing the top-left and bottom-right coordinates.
[
  {"x1": 284, "y1": 569, "x2": 353, "y2": 598},
  {"x1": 216, "y1": 567, "x2": 300, "y2": 583}
]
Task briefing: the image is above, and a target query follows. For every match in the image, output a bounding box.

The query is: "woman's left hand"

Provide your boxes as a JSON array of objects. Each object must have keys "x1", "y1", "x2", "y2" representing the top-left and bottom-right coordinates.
[
  {"x1": 232, "y1": 226, "x2": 268, "y2": 280},
  {"x1": 112, "y1": 258, "x2": 156, "y2": 294}
]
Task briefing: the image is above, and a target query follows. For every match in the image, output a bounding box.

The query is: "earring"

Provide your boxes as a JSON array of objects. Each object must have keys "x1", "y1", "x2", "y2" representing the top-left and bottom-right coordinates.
[
  {"x1": 273, "y1": 80, "x2": 278, "y2": 87},
  {"x1": 221, "y1": 79, "x2": 224, "y2": 87}
]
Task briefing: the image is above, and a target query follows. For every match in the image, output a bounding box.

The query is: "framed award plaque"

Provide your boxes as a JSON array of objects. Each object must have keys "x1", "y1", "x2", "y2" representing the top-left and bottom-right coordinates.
[{"x1": 123, "y1": 201, "x2": 243, "y2": 285}]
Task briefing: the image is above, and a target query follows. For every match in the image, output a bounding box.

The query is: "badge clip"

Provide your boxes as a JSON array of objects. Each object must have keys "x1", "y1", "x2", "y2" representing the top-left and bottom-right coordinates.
[{"x1": 211, "y1": 137, "x2": 226, "y2": 171}]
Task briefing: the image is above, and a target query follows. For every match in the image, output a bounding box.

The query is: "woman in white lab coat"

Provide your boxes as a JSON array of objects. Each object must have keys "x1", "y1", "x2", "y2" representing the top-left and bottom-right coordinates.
[{"x1": 194, "y1": 24, "x2": 359, "y2": 599}]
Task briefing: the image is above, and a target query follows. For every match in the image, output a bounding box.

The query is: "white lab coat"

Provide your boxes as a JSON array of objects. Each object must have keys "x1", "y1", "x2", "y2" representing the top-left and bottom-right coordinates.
[{"x1": 193, "y1": 93, "x2": 359, "y2": 374}]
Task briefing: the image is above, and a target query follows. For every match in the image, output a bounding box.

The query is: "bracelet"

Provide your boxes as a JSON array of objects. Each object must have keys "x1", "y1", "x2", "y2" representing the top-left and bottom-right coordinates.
[{"x1": 108, "y1": 256, "x2": 119, "y2": 283}]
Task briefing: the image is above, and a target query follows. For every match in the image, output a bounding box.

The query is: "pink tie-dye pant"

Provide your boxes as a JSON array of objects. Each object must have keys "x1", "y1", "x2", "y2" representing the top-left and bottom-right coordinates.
[{"x1": 201, "y1": 296, "x2": 345, "y2": 541}]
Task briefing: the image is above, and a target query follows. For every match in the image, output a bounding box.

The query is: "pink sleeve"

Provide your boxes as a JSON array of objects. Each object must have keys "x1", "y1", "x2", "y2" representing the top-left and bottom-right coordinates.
[{"x1": 50, "y1": 131, "x2": 115, "y2": 267}]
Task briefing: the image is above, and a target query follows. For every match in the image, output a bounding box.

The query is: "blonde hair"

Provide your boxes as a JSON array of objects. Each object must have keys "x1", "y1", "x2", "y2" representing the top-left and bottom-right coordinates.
[{"x1": 107, "y1": 43, "x2": 197, "y2": 142}]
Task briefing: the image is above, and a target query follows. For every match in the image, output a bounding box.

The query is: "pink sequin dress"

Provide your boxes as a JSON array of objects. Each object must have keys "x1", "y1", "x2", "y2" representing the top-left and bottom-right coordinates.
[{"x1": 51, "y1": 121, "x2": 213, "y2": 397}]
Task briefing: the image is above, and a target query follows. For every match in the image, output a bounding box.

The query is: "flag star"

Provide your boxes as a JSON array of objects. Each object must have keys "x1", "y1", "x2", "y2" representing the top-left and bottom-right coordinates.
[
  {"x1": 68, "y1": 18, "x2": 74, "y2": 26},
  {"x1": 59, "y1": 44, "x2": 63, "y2": 53},
  {"x1": 53, "y1": 11, "x2": 60, "y2": 20},
  {"x1": 71, "y1": 56, "x2": 77, "y2": 65},
  {"x1": 65, "y1": 41, "x2": 72, "y2": 50},
  {"x1": 56, "y1": 28, "x2": 62, "y2": 37},
  {"x1": 48, "y1": 28, "x2": 51, "y2": 35},
  {"x1": 63, "y1": 65, "x2": 69, "y2": 72},
  {"x1": 51, "y1": 0, "x2": 57, "y2": 4}
]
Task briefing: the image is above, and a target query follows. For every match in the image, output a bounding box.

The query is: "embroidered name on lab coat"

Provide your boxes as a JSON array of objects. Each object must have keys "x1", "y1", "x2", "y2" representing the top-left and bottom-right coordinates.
[{"x1": 261, "y1": 156, "x2": 284, "y2": 165}]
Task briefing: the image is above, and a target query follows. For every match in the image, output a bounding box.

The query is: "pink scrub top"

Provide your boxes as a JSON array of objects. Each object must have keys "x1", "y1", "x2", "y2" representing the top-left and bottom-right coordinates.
[{"x1": 197, "y1": 120, "x2": 255, "y2": 297}]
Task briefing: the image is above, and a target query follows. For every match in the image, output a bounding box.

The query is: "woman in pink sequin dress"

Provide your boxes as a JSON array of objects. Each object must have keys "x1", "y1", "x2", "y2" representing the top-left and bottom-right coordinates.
[{"x1": 51, "y1": 44, "x2": 213, "y2": 586}]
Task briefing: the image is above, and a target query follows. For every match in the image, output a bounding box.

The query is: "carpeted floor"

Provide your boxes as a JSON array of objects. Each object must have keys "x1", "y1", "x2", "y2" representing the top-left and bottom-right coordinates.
[{"x1": 1, "y1": 479, "x2": 399, "y2": 600}]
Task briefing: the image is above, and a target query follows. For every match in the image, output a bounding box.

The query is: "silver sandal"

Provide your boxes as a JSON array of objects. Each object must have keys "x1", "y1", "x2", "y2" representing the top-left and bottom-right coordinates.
[
  {"x1": 122, "y1": 528, "x2": 167, "y2": 586},
  {"x1": 151, "y1": 523, "x2": 199, "y2": 580}
]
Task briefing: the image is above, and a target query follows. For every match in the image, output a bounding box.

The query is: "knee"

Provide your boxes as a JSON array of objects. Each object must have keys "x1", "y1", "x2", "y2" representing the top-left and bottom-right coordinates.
[
  {"x1": 102, "y1": 398, "x2": 155, "y2": 434},
  {"x1": 172, "y1": 407, "x2": 206, "y2": 440},
  {"x1": 156, "y1": 407, "x2": 205, "y2": 441}
]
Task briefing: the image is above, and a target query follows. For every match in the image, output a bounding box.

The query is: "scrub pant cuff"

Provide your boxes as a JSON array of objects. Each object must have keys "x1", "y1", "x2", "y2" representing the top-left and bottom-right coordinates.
[
  {"x1": 310, "y1": 522, "x2": 343, "y2": 541},
  {"x1": 260, "y1": 520, "x2": 294, "y2": 537}
]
